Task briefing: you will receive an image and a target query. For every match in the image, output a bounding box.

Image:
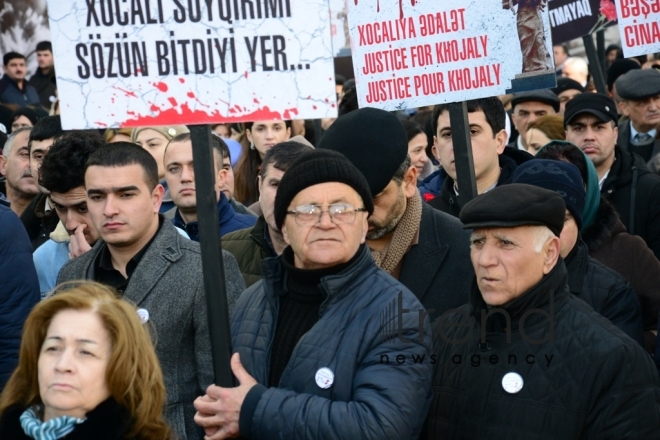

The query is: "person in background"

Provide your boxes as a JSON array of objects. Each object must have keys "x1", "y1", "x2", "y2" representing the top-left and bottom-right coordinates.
[
  {"x1": 28, "y1": 41, "x2": 57, "y2": 111},
  {"x1": 607, "y1": 59, "x2": 641, "y2": 114},
  {"x1": 509, "y1": 90, "x2": 559, "y2": 151},
  {"x1": 525, "y1": 114, "x2": 565, "y2": 155},
  {"x1": 0, "y1": 127, "x2": 37, "y2": 217},
  {"x1": 103, "y1": 128, "x2": 133, "y2": 144},
  {"x1": 402, "y1": 119, "x2": 431, "y2": 181},
  {"x1": 0, "y1": 52, "x2": 40, "y2": 108},
  {"x1": 551, "y1": 77, "x2": 585, "y2": 115},
  {"x1": 234, "y1": 120, "x2": 291, "y2": 205},
  {"x1": 212, "y1": 123, "x2": 230, "y2": 138},
  {"x1": 131, "y1": 125, "x2": 189, "y2": 213},
  {"x1": 606, "y1": 44, "x2": 621, "y2": 68},
  {"x1": 9, "y1": 108, "x2": 38, "y2": 133},
  {"x1": 0, "y1": 196, "x2": 39, "y2": 393},
  {"x1": 214, "y1": 134, "x2": 255, "y2": 217},
  {"x1": 0, "y1": 282, "x2": 172, "y2": 439},
  {"x1": 223, "y1": 140, "x2": 313, "y2": 287},
  {"x1": 553, "y1": 44, "x2": 569, "y2": 75},
  {"x1": 563, "y1": 56, "x2": 589, "y2": 87}
]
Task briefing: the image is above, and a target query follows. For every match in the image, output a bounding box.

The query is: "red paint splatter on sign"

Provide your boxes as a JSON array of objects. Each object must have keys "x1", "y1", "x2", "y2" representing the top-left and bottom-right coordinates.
[
  {"x1": 153, "y1": 82, "x2": 168, "y2": 92},
  {"x1": 113, "y1": 86, "x2": 137, "y2": 98},
  {"x1": 253, "y1": 98, "x2": 260, "y2": 104},
  {"x1": 95, "y1": 121, "x2": 107, "y2": 127},
  {"x1": 244, "y1": 71, "x2": 249, "y2": 78},
  {"x1": 122, "y1": 103, "x2": 285, "y2": 126},
  {"x1": 187, "y1": 91, "x2": 195, "y2": 98},
  {"x1": 168, "y1": 97, "x2": 178, "y2": 106},
  {"x1": 179, "y1": 78, "x2": 185, "y2": 83},
  {"x1": 150, "y1": 104, "x2": 160, "y2": 112}
]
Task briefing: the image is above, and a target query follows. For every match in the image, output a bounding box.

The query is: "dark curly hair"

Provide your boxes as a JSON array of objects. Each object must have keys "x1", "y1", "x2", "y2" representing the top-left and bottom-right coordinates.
[{"x1": 39, "y1": 131, "x2": 106, "y2": 194}]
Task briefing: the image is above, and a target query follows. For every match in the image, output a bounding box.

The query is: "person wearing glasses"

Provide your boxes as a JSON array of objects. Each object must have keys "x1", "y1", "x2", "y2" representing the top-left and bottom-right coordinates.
[{"x1": 194, "y1": 149, "x2": 433, "y2": 439}]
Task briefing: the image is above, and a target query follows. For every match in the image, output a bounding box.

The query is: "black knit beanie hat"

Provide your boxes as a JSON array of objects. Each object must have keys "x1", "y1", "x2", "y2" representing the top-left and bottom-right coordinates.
[{"x1": 274, "y1": 149, "x2": 374, "y2": 229}]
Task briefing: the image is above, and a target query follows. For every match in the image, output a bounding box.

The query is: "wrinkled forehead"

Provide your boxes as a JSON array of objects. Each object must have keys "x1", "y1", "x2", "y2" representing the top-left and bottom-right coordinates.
[
  {"x1": 470, "y1": 226, "x2": 535, "y2": 241},
  {"x1": 289, "y1": 182, "x2": 363, "y2": 207}
]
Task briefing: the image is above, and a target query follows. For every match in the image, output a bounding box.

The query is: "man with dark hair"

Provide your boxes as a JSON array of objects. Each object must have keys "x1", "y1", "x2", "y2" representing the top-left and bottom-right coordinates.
[
  {"x1": 551, "y1": 77, "x2": 585, "y2": 115},
  {"x1": 33, "y1": 131, "x2": 105, "y2": 297},
  {"x1": 429, "y1": 97, "x2": 533, "y2": 216},
  {"x1": 615, "y1": 69, "x2": 660, "y2": 162},
  {"x1": 194, "y1": 149, "x2": 432, "y2": 439},
  {"x1": 20, "y1": 115, "x2": 64, "y2": 250},
  {"x1": 509, "y1": 89, "x2": 560, "y2": 150},
  {"x1": 553, "y1": 43, "x2": 569, "y2": 75},
  {"x1": 426, "y1": 183, "x2": 660, "y2": 438},
  {"x1": 564, "y1": 93, "x2": 660, "y2": 260},
  {"x1": 0, "y1": 127, "x2": 37, "y2": 217},
  {"x1": 319, "y1": 107, "x2": 474, "y2": 320},
  {"x1": 214, "y1": 135, "x2": 256, "y2": 216},
  {"x1": 164, "y1": 133, "x2": 256, "y2": 241},
  {"x1": 223, "y1": 140, "x2": 313, "y2": 286},
  {"x1": 0, "y1": 52, "x2": 40, "y2": 107},
  {"x1": 28, "y1": 41, "x2": 57, "y2": 110},
  {"x1": 57, "y1": 141, "x2": 246, "y2": 440}
]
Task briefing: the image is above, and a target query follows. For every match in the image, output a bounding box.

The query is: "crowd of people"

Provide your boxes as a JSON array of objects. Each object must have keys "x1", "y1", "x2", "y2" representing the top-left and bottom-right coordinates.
[{"x1": 1, "y1": 38, "x2": 660, "y2": 439}]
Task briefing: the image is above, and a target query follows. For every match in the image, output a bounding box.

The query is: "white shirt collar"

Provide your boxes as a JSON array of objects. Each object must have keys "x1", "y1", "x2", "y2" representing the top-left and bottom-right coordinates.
[{"x1": 598, "y1": 169, "x2": 611, "y2": 190}]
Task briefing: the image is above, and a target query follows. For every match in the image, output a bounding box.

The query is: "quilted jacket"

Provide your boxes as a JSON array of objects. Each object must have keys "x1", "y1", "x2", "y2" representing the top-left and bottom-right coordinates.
[
  {"x1": 222, "y1": 216, "x2": 276, "y2": 288},
  {"x1": 565, "y1": 239, "x2": 644, "y2": 346},
  {"x1": 231, "y1": 245, "x2": 433, "y2": 439},
  {"x1": 425, "y1": 260, "x2": 660, "y2": 439}
]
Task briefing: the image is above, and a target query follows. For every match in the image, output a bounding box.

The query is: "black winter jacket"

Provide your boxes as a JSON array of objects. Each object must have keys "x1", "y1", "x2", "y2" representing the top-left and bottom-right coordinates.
[
  {"x1": 232, "y1": 245, "x2": 433, "y2": 439},
  {"x1": 601, "y1": 147, "x2": 660, "y2": 260},
  {"x1": 426, "y1": 260, "x2": 660, "y2": 439},
  {"x1": 0, "y1": 398, "x2": 139, "y2": 439},
  {"x1": 429, "y1": 147, "x2": 533, "y2": 217},
  {"x1": 565, "y1": 239, "x2": 644, "y2": 346},
  {"x1": 222, "y1": 216, "x2": 276, "y2": 287}
]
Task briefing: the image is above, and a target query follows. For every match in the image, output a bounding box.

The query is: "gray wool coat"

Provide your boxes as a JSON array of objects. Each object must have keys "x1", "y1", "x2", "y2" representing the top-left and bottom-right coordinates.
[{"x1": 57, "y1": 218, "x2": 246, "y2": 440}]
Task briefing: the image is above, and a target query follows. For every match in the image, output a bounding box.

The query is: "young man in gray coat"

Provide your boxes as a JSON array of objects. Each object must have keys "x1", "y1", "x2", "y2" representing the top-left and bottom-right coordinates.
[
  {"x1": 57, "y1": 142, "x2": 246, "y2": 440},
  {"x1": 194, "y1": 149, "x2": 433, "y2": 439}
]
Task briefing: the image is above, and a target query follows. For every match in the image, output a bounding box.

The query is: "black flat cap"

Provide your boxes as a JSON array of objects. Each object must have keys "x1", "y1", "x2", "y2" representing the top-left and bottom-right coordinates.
[
  {"x1": 511, "y1": 89, "x2": 560, "y2": 113},
  {"x1": 607, "y1": 59, "x2": 640, "y2": 91},
  {"x1": 551, "y1": 77, "x2": 585, "y2": 96},
  {"x1": 564, "y1": 93, "x2": 618, "y2": 127},
  {"x1": 459, "y1": 183, "x2": 566, "y2": 236},
  {"x1": 318, "y1": 107, "x2": 407, "y2": 196},
  {"x1": 615, "y1": 69, "x2": 660, "y2": 100}
]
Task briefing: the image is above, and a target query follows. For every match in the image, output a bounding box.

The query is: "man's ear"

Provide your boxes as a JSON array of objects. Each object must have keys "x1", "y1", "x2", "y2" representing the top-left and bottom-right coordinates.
[
  {"x1": 152, "y1": 183, "x2": 165, "y2": 213},
  {"x1": 619, "y1": 101, "x2": 629, "y2": 117},
  {"x1": 542, "y1": 236, "x2": 561, "y2": 274},
  {"x1": 0, "y1": 155, "x2": 6, "y2": 175},
  {"x1": 495, "y1": 129, "x2": 507, "y2": 154},
  {"x1": 257, "y1": 174, "x2": 263, "y2": 196},
  {"x1": 402, "y1": 166, "x2": 418, "y2": 198},
  {"x1": 360, "y1": 212, "x2": 368, "y2": 244}
]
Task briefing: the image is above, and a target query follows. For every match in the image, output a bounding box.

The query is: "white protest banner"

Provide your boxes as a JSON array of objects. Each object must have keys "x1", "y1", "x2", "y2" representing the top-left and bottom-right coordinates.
[
  {"x1": 615, "y1": 0, "x2": 660, "y2": 57},
  {"x1": 347, "y1": 0, "x2": 555, "y2": 110},
  {"x1": 46, "y1": 0, "x2": 337, "y2": 129}
]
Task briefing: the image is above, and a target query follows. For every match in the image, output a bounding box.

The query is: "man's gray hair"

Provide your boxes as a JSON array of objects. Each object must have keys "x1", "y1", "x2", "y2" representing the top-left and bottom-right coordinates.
[
  {"x1": 532, "y1": 225, "x2": 555, "y2": 253},
  {"x1": 3, "y1": 126, "x2": 32, "y2": 157}
]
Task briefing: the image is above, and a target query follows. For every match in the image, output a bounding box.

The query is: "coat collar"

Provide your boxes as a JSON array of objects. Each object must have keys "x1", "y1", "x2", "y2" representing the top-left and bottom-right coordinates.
[{"x1": 564, "y1": 238, "x2": 589, "y2": 295}]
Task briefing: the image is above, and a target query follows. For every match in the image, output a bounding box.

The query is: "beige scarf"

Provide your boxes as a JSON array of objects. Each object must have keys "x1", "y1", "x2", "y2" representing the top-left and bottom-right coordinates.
[{"x1": 370, "y1": 190, "x2": 423, "y2": 274}]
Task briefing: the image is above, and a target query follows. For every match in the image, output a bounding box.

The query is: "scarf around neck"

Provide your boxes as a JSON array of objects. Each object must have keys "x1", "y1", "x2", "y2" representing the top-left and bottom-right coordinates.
[
  {"x1": 20, "y1": 406, "x2": 85, "y2": 440},
  {"x1": 371, "y1": 190, "x2": 423, "y2": 274}
]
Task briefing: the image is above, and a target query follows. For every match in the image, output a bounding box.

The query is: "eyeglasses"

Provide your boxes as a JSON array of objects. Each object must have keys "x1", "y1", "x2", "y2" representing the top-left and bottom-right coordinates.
[{"x1": 286, "y1": 204, "x2": 367, "y2": 226}]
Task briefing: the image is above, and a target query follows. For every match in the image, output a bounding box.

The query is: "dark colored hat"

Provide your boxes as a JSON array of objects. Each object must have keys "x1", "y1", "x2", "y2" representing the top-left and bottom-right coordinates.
[
  {"x1": 551, "y1": 77, "x2": 585, "y2": 96},
  {"x1": 564, "y1": 93, "x2": 618, "y2": 127},
  {"x1": 512, "y1": 159, "x2": 585, "y2": 230},
  {"x1": 459, "y1": 183, "x2": 566, "y2": 236},
  {"x1": 318, "y1": 107, "x2": 407, "y2": 196},
  {"x1": 274, "y1": 149, "x2": 374, "y2": 229},
  {"x1": 607, "y1": 59, "x2": 640, "y2": 91},
  {"x1": 615, "y1": 69, "x2": 660, "y2": 100},
  {"x1": 511, "y1": 89, "x2": 560, "y2": 113}
]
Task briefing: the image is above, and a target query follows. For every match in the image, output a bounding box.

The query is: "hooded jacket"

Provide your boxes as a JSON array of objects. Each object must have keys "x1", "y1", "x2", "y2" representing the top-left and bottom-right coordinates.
[
  {"x1": 583, "y1": 198, "x2": 660, "y2": 352},
  {"x1": 429, "y1": 147, "x2": 533, "y2": 217},
  {"x1": 601, "y1": 147, "x2": 660, "y2": 260},
  {"x1": 425, "y1": 260, "x2": 660, "y2": 439}
]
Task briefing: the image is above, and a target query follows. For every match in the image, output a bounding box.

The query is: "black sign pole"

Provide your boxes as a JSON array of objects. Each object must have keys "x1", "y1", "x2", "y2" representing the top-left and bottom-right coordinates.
[
  {"x1": 582, "y1": 34, "x2": 608, "y2": 95},
  {"x1": 190, "y1": 124, "x2": 234, "y2": 387},
  {"x1": 596, "y1": 30, "x2": 606, "y2": 75},
  {"x1": 449, "y1": 102, "x2": 478, "y2": 204}
]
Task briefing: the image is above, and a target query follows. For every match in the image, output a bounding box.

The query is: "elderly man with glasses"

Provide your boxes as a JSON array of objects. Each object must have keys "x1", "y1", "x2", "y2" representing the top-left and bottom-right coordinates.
[{"x1": 194, "y1": 149, "x2": 433, "y2": 439}]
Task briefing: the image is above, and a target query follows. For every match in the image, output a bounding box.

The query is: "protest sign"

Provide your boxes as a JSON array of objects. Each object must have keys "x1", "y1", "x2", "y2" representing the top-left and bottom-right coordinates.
[
  {"x1": 347, "y1": 0, "x2": 555, "y2": 110},
  {"x1": 45, "y1": 0, "x2": 337, "y2": 129},
  {"x1": 331, "y1": 0, "x2": 351, "y2": 56},
  {"x1": 549, "y1": 0, "x2": 617, "y2": 44},
  {"x1": 614, "y1": 0, "x2": 660, "y2": 57}
]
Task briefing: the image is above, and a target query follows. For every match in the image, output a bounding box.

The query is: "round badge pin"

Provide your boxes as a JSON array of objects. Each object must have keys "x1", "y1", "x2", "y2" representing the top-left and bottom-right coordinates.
[
  {"x1": 315, "y1": 367, "x2": 334, "y2": 389},
  {"x1": 137, "y1": 308, "x2": 149, "y2": 324},
  {"x1": 501, "y1": 372, "x2": 524, "y2": 394}
]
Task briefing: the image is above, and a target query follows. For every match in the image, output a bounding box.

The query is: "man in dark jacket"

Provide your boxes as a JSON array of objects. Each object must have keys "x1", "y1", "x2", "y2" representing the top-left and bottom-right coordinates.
[
  {"x1": 194, "y1": 149, "x2": 433, "y2": 439},
  {"x1": 508, "y1": 89, "x2": 559, "y2": 150},
  {"x1": 429, "y1": 97, "x2": 533, "y2": 216},
  {"x1": 513, "y1": 159, "x2": 644, "y2": 345},
  {"x1": 319, "y1": 107, "x2": 474, "y2": 320},
  {"x1": 57, "y1": 142, "x2": 246, "y2": 440},
  {"x1": 0, "y1": 127, "x2": 38, "y2": 217},
  {"x1": 0, "y1": 194, "x2": 40, "y2": 392},
  {"x1": 565, "y1": 93, "x2": 660, "y2": 260},
  {"x1": 0, "y1": 52, "x2": 40, "y2": 107},
  {"x1": 615, "y1": 69, "x2": 660, "y2": 162},
  {"x1": 164, "y1": 133, "x2": 256, "y2": 241},
  {"x1": 426, "y1": 184, "x2": 660, "y2": 439},
  {"x1": 222, "y1": 140, "x2": 312, "y2": 287},
  {"x1": 27, "y1": 41, "x2": 57, "y2": 110}
]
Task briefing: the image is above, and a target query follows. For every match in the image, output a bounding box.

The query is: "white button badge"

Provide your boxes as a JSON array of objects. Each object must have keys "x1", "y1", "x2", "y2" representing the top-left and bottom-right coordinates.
[
  {"x1": 315, "y1": 367, "x2": 334, "y2": 389},
  {"x1": 137, "y1": 308, "x2": 150, "y2": 324},
  {"x1": 501, "y1": 372, "x2": 524, "y2": 394}
]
